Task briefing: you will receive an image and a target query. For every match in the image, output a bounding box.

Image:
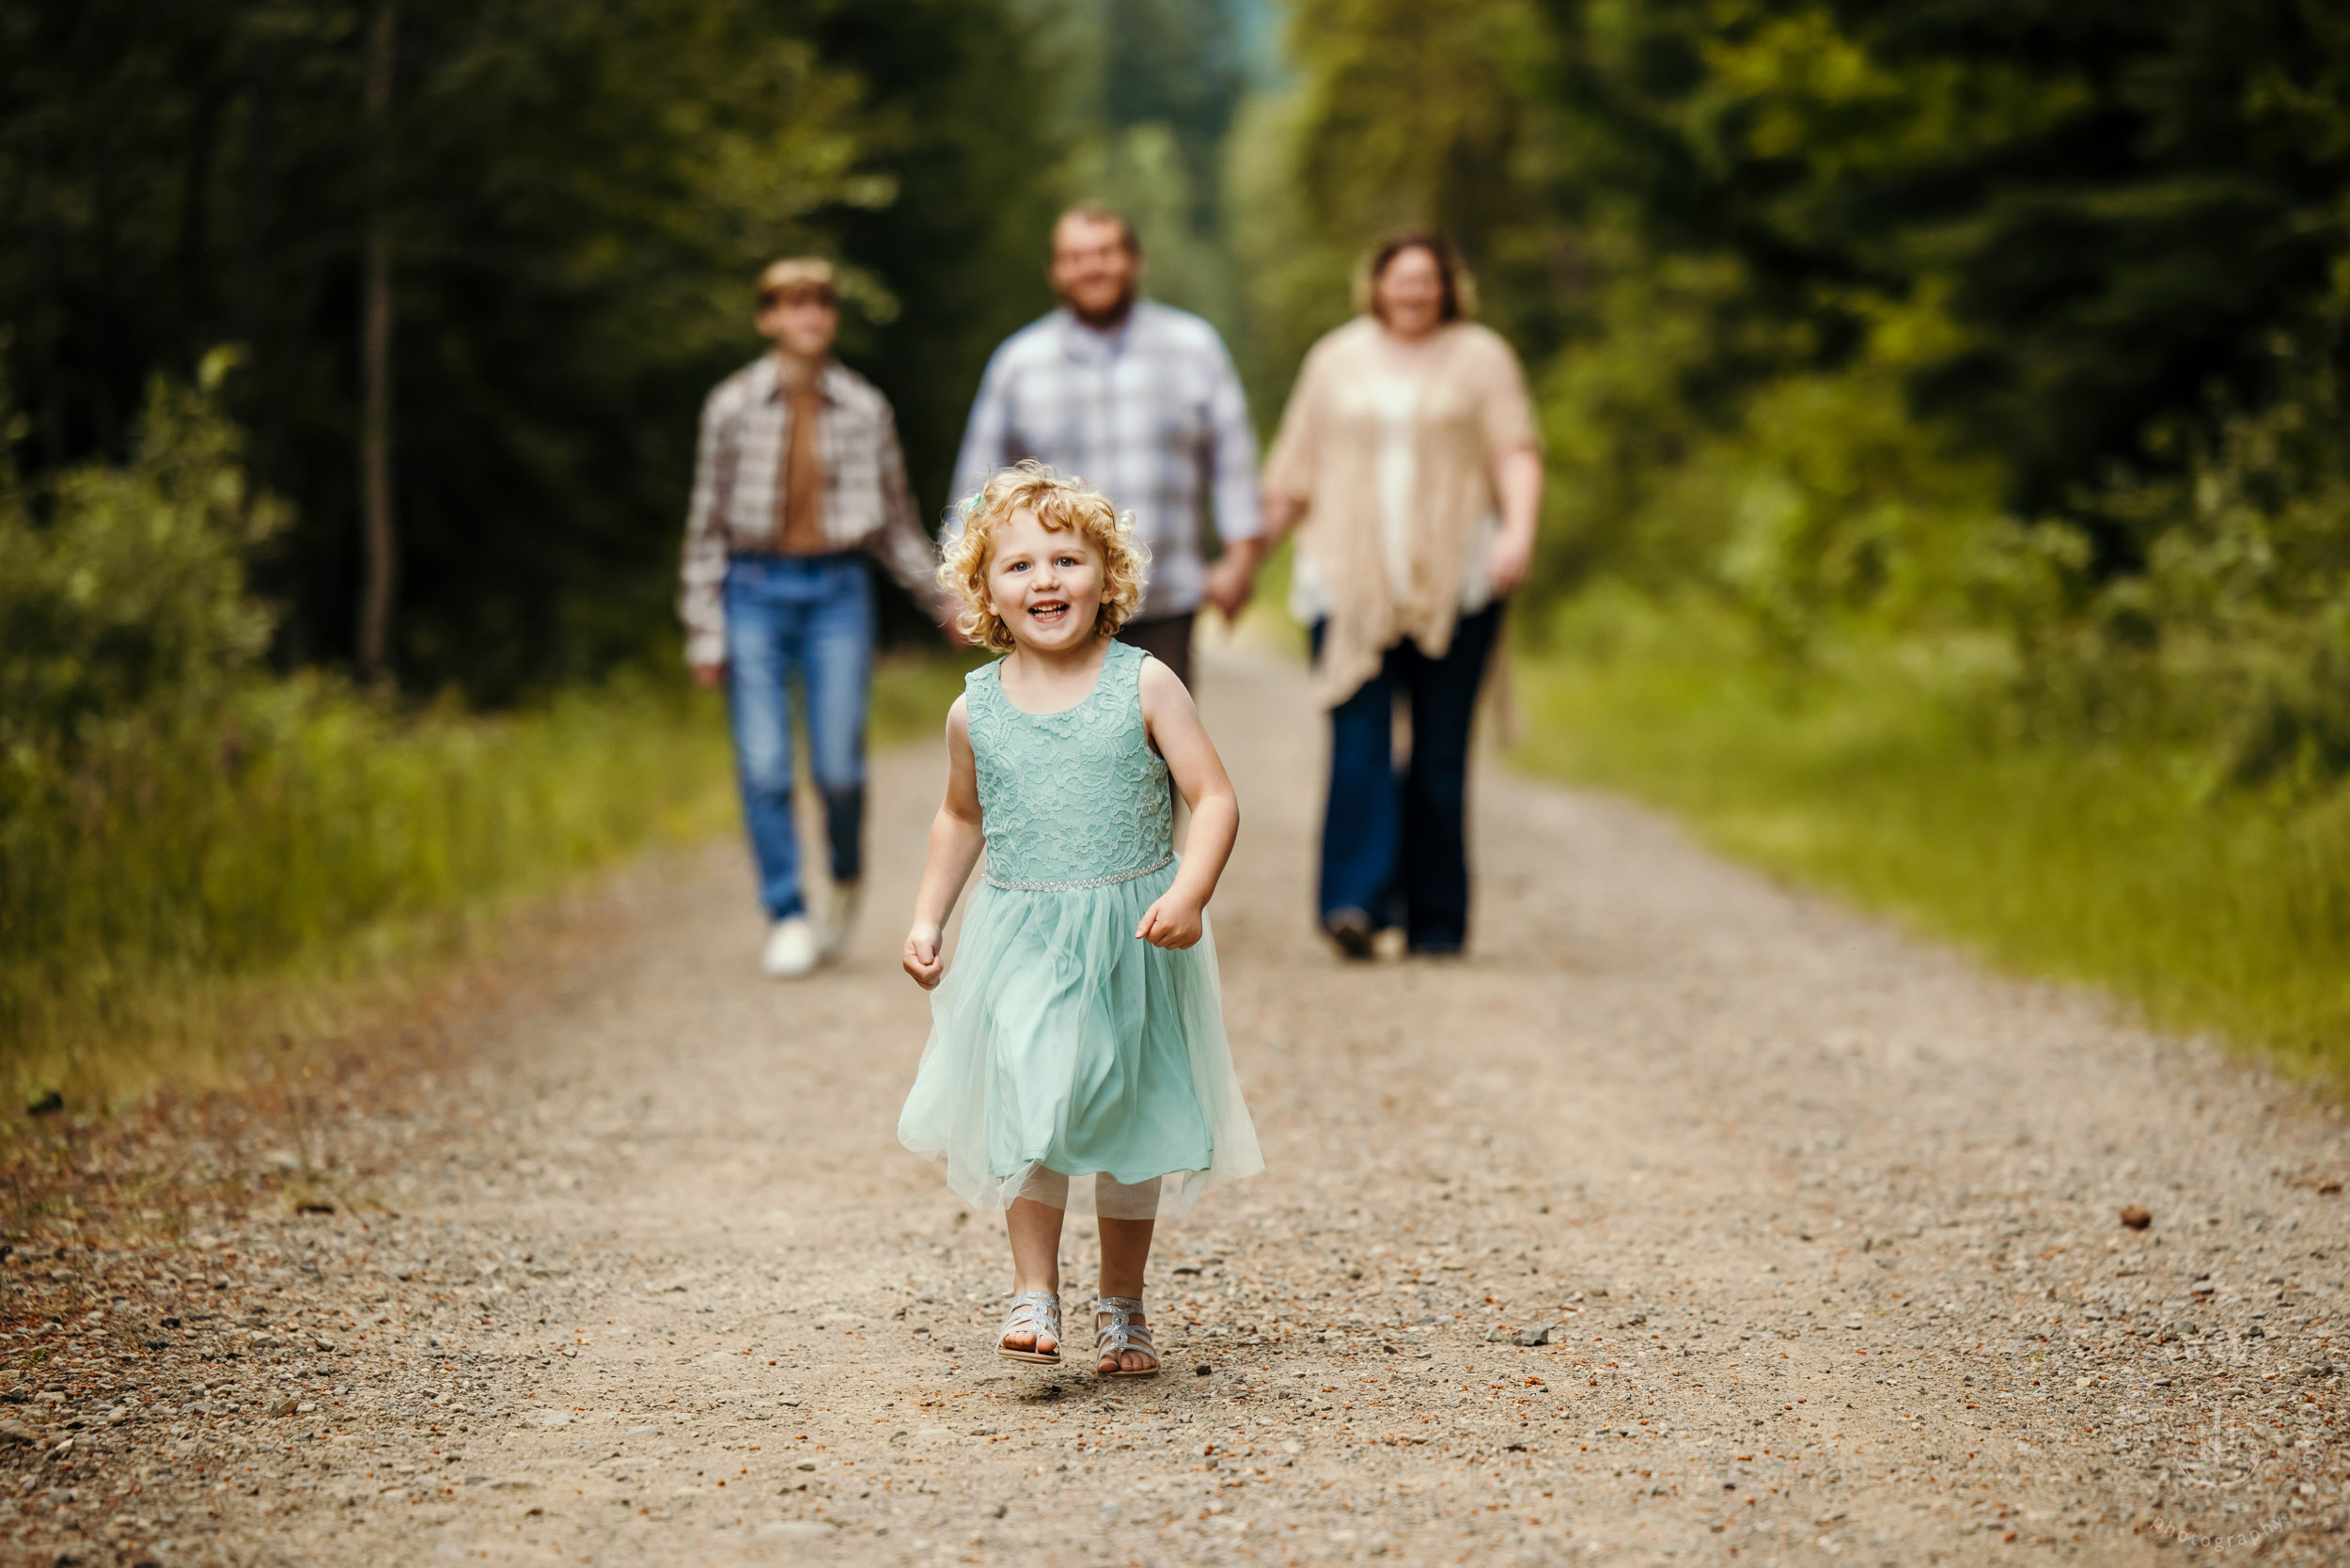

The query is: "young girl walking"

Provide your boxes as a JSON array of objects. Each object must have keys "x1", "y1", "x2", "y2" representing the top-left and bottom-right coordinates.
[{"x1": 898, "y1": 463, "x2": 1262, "y2": 1377}]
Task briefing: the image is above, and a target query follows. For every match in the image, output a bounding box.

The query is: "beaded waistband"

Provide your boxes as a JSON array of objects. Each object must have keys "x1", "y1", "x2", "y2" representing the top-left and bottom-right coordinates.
[{"x1": 985, "y1": 852, "x2": 1174, "y2": 893}]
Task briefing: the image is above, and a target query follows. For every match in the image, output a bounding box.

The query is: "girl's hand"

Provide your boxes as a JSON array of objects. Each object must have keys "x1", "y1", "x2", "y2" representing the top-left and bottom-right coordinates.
[
  {"x1": 1136, "y1": 894, "x2": 1204, "y2": 950},
  {"x1": 903, "y1": 922, "x2": 947, "y2": 988}
]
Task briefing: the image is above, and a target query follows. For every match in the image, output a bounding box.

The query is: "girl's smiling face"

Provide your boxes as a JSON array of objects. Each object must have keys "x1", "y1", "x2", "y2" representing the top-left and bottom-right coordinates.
[{"x1": 985, "y1": 508, "x2": 1106, "y2": 653}]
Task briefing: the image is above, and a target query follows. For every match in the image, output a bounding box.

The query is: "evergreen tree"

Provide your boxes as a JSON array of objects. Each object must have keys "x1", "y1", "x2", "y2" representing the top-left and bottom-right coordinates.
[{"x1": 0, "y1": 0, "x2": 1069, "y2": 698}]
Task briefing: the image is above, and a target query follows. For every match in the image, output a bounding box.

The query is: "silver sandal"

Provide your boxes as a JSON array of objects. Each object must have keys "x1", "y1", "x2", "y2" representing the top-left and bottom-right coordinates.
[
  {"x1": 1093, "y1": 1295, "x2": 1160, "y2": 1378},
  {"x1": 996, "y1": 1290, "x2": 1063, "y2": 1364}
]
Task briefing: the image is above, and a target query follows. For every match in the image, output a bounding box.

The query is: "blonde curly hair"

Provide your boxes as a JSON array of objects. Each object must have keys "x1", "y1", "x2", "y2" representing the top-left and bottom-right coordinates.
[{"x1": 939, "y1": 462, "x2": 1150, "y2": 652}]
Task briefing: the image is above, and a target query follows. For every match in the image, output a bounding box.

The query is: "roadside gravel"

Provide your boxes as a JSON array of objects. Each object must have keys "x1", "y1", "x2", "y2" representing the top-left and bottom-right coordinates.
[{"x1": 3, "y1": 645, "x2": 2348, "y2": 1566}]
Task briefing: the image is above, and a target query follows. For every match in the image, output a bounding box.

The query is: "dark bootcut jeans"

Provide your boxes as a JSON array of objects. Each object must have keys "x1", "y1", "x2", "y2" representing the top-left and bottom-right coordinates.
[
  {"x1": 1312, "y1": 604, "x2": 1503, "y2": 955},
  {"x1": 723, "y1": 552, "x2": 873, "y2": 920}
]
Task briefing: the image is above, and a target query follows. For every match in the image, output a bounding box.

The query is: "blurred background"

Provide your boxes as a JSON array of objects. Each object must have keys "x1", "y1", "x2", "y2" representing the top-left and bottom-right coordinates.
[{"x1": 8, "y1": 0, "x2": 2350, "y2": 1096}]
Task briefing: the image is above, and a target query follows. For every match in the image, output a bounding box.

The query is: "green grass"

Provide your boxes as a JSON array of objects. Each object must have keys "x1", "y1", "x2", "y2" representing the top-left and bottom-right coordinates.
[
  {"x1": 1509, "y1": 600, "x2": 2350, "y2": 1082},
  {"x1": 0, "y1": 651, "x2": 977, "y2": 1112},
  {"x1": 871, "y1": 645, "x2": 987, "y2": 744}
]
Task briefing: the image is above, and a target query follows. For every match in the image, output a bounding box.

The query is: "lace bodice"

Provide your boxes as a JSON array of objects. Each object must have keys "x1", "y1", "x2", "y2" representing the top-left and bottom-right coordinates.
[{"x1": 965, "y1": 641, "x2": 1174, "y2": 889}]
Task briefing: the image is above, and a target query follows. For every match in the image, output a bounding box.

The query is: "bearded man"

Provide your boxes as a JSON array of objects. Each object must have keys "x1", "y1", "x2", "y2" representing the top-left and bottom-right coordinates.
[{"x1": 949, "y1": 206, "x2": 1264, "y2": 689}]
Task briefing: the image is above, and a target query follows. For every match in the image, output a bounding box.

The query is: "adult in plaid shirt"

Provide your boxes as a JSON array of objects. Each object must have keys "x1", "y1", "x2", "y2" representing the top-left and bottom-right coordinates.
[
  {"x1": 681, "y1": 258, "x2": 953, "y2": 980},
  {"x1": 950, "y1": 206, "x2": 1264, "y2": 690}
]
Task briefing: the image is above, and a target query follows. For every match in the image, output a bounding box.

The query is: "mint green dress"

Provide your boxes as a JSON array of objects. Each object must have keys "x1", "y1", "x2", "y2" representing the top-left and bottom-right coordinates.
[{"x1": 897, "y1": 641, "x2": 1263, "y2": 1219}]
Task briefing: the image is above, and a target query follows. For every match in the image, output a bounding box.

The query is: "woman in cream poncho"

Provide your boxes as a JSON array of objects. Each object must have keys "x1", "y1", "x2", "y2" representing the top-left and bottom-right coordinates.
[{"x1": 1260, "y1": 232, "x2": 1544, "y2": 958}]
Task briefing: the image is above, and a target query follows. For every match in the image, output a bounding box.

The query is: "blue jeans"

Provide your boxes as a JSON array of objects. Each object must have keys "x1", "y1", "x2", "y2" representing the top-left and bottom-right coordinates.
[
  {"x1": 1313, "y1": 604, "x2": 1502, "y2": 954},
  {"x1": 724, "y1": 554, "x2": 874, "y2": 920}
]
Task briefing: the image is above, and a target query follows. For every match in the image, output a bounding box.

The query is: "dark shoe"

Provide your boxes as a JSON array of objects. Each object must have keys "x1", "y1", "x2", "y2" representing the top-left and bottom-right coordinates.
[{"x1": 1323, "y1": 908, "x2": 1375, "y2": 960}]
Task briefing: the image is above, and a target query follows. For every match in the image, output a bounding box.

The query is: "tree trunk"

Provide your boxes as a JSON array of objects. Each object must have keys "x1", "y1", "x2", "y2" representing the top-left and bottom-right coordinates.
[{"x1": 357, "y1": 0, "x2": 398, "y2": 684}]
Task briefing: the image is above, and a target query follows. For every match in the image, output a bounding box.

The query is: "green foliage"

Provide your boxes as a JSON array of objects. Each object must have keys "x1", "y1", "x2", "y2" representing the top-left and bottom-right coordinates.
[
  {"x1": 0, "y1": 374, "x2": 705, "y2": 1090},
  {"x1": 1240, "y1": 0, "x2": 2350, "y2": 1068},
  {"x1": 810, "y1": 0, "x2": 1073, "y2": 515},
  {"x1": 0, "y1": 0, "x2": 1068, "y2": 697},
  {"x1": 1046, "y1": 0, "x2": 1263, "y2": 352},
  {"x1": 1227, "y1": 0, "x2": 1574, "y2": 405},
  {"x1": 0, "y1": 370, "x2": 958, "y2": 1103},
  {"x1": 0, "y1": 352, "x2": 285, "y2": 754},
  {"x1": 1513, "y1": 603, "x2": 2350, "y2": 1081},
  {"x1": 1, "y1": 666, "x2": 741, "y2": 1105},
  {"x1": 1511, "y1": 0, "x2": 2350, "y2": 514},
  {"x1": 1096, "y1": 0, "x2": 1246, "y2": 234},
  {"x1": 2045, "y1": 357, "x2": 2350, "y2": 790},
  {"x1": 1246, "y1": 0, "x2": 2350, "y2": 782}
]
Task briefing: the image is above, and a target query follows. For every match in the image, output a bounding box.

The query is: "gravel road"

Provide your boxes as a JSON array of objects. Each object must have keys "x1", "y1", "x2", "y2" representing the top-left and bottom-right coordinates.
[{"x1": 6, "y1": 645, "x2": 2350, "y2": 1567}]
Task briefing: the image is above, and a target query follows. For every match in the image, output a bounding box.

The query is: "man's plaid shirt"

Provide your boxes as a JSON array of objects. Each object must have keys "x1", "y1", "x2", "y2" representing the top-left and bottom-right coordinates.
[
  {"x1": 950, "y1": 302, "x2": 1261, "y2": 619},
  {"x1": 679, "y1": 355, "x2": 947, "y2": 666}
]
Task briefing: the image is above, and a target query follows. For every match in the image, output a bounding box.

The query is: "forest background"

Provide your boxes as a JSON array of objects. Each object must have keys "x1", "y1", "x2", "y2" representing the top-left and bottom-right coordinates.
[{"x1": 7, "y1": 0, "x2": 2350, "y2": 1099}]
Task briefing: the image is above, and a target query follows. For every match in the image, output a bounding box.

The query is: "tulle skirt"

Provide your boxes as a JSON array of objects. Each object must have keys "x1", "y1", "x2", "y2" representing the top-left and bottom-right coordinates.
[{"x1": 896, "y1": 858, "x2": 1262, "y2": 1219}]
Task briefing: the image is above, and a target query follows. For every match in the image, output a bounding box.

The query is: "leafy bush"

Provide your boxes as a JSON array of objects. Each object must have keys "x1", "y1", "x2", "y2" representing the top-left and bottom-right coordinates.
[
  {"x1": 2073, "y1": 363, "x2": 2350, "y2": 790},
  {"x1": 0, "y1": 351, "x2": 283, "y2": 761},
  {"x1": 1237, "y1": 0, "x2": 2350, "y2": 1071},
  {"x1": 0, "y1": 372, "x2": 741, "y2": 1102},
  {"x1": 1513, "y1": 601, "x2": 2350, "y2": 1080},
  {"x1": 2, "y1": 0, "x2": 1073, "y2": 698},
  {"x1": 0, "y1": 368, "x2": 988, "y2": 1105},
  {"x1": 1246, "y1": 0, "x2": 2350, "y2": 794}
]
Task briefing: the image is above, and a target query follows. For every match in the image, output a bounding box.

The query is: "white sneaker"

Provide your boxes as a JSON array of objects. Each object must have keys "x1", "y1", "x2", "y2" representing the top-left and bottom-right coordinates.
[
  {"x1": 760, "y1": 916, "x2": 819, "y2": 979},
  {"x1": 820, "y1": 880, "x2": 864, "y2": 962}
]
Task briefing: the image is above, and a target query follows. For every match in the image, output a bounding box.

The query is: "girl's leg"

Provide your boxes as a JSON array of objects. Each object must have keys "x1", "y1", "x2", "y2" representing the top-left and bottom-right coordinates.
[
  {"x1": 1097, "y1": 1217, "x2": 1154, "y2": 1297},
  {"x1": 1004, "y1": 1195, "x2": 1065, "y2": 1356},
  {"x1": 1096, "y1": 1174, "x2": 1161, "y2": 1372}
]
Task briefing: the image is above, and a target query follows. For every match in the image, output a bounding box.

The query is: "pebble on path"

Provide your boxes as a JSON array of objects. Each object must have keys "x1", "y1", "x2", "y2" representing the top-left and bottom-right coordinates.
[{"x1": 1, "y1": 646, "x2": 2346, "y2": 1565}]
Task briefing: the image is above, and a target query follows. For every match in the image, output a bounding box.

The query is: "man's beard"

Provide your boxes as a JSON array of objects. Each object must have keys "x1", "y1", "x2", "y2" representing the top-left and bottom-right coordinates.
[{"x1": 1063, "y1": 285, "x2": 1138, "y2": 332}]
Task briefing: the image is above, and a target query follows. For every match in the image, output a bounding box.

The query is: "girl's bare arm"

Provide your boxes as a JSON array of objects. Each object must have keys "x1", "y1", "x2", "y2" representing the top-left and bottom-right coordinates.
[
  {"x1": 903, "y1": 697, "x2": 984, "y2": 988},
  {"x1": 1135, "y1": 657, "x2": 1240, "y2": 949}
]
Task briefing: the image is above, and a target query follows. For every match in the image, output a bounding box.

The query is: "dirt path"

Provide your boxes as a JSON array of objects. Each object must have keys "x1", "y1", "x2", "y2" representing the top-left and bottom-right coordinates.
[{"x1": 9, "y1": 643, "x2": 2350, "y2": 1566}]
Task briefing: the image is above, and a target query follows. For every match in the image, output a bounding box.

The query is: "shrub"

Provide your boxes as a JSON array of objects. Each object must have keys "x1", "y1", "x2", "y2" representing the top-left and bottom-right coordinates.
[{"x1": 0, "y1": 367, "x2": 734, "y2": 1103}]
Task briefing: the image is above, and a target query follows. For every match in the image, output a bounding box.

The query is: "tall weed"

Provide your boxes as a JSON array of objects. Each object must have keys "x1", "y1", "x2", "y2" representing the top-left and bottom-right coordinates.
[
  {"x1": 1514, "y1": 596, "x2": 2350, "y2": 1078},
  {"x1": 0, "y1": 368, "x2": 962, "y2": 1108}
]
